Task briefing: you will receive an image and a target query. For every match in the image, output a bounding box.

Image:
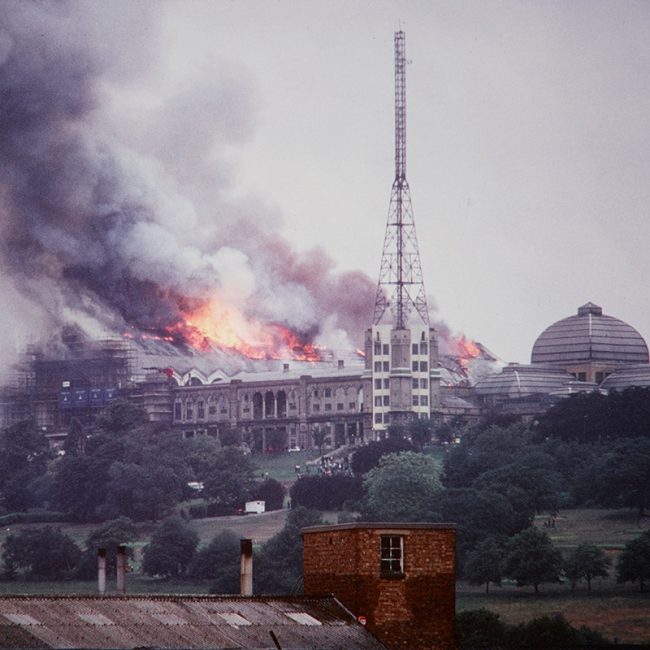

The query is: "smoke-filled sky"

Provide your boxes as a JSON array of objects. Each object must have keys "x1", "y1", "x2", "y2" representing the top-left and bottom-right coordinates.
[{"x1": 1, "y1": 0, "x2": 649, "y2": 365}]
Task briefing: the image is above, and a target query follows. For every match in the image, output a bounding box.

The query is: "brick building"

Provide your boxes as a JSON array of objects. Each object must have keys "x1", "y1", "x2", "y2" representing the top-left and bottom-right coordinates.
[{"x1": 302, "y1": 522, "x2": 456, "y2": 650}]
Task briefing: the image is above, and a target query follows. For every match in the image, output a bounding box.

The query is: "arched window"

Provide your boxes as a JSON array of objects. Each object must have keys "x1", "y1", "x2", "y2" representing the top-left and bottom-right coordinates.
[
  {"x1": 252, "y1": 393, "x2": 263, "y2": 420},
  {"x1": 265, "y1": 391, "x2": 275, "y2": 418},
  {"x1": 277, "y1": 390, "x2": 287, "y2": 418}
]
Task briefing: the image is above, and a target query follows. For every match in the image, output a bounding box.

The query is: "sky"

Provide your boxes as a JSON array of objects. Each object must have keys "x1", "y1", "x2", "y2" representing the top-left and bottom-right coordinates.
[{"x1": 1, "y1": 0, "x2": 649, "y2": 365}]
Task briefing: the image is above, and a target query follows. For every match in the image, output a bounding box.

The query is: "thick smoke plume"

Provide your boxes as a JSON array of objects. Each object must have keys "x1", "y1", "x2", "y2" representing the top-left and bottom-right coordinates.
[{"x1": 0, "y1": 1, "x2": 375, "y2": 363}]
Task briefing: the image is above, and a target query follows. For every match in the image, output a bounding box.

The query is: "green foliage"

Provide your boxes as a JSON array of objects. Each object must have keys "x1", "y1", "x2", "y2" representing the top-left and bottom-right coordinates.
[
  {"x1": 438, "y1": 489, "x2": 523, "y2": 568},
  {"x1": 141, "y1": 517, "x2": 198, "y2": 578},
  {"x1": 536, "y1": 386, "x2": 650, "y2": 442},
  {"x1": 362, "y1": 452, "x2": 442, "y2": 521},
  {"x1": 94, "y1": 400, "x2": 150, "y2": 435},
  {"x1": 190, "y1": 529, "x2": 241, "y2": 593},
  {"x1": 584, "y1": 438, "x2": 650, "y2": 516},
  {"x1": 616, "y1": 530, "x2": 650, "y2": 592},
  {"x1": 456, "y1": 610, "x2": 610, "y2": 648},
  {"x1": 202, "y1": 447, "x2": 257, "y2": 514},
  {"x1": 76, "y1": 517, "x2": 137, "y2": 579},
  {"x1": 463, "y1": 536, "x2": 505, "y2": 594},
  {"x1": 351, "y1": 437, "x2": 415, "y2": 475},
  {"x1": 250, "y1": 478, "x2": 285, "y2": 511},
  {"x1": 473, "y1": 450, "x2": 564, "y2": 515},
  {"x1": 503, "y1": 527, "x2": 563, "y2": 593},
  {"x1": 52, "y1": 426, "x2": 193, "y2": 522},
  {"x1": 507, "y1": 614, "x2": 609, "y2": 647},
  {"x1": 456, "y1": 609, "x2": 508, "y2": 647},
  {"x1": 311, "y1": 427, "x2": 328, "y2": 454},
  {"x1": 2, "y1": 527, "x2": 81, "y2": 580},
  {"x1": 63, "y1": 417, "x2": 86, "y2": 456},
  {"x1": 407, "y1": 417, "x2": 434, "y2": 450},
  {"x1": 0, "y1": 419, "x2": 51, "y2": 512},
  {"x1": 254, "y1": 507, "x2": 323, "y2": 594},
  {"x1": 290, "y1": 475, "x2": 362, "y2": 511},
  {"x1": 563, "y1": 543, "x2": 610, "y2": 592}
]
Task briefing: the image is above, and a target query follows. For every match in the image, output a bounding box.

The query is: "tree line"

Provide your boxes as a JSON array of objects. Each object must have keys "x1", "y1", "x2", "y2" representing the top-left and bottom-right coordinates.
[
  {"x1": 0, "y1": 401, "x2": 285, "y2": 523},
  {"x1": 1, "y1": 507, "x2": 322, "y2": 596}
]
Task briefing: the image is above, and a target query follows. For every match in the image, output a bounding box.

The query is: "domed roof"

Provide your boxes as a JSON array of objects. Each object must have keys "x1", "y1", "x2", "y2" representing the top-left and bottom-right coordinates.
[{"x1": 531, "y1": 302, "x2": 649, "y2": 366}]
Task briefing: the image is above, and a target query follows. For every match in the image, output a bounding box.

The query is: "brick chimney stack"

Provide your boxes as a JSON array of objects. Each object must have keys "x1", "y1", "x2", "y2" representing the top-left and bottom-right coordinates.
[{"x1": 302, "y1": 523, "x2": 456, "y2": 650}]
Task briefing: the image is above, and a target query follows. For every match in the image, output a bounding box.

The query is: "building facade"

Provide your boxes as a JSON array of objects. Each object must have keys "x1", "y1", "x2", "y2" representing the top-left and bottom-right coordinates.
[{"x1": 303, "y1": 522, "x2": 456, "y2": 650}]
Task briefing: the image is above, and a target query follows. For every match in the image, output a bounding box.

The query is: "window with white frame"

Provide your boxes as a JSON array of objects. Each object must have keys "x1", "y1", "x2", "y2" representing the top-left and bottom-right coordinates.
[{"x1": 380, "y1": 535, "x2": 404, "y2": 576}]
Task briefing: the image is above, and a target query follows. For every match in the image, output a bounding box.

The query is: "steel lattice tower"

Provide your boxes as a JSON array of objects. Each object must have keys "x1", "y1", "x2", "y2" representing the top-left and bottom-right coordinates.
[{"x1": 373, "y1": 31, "x2": 429, "y2": 330}]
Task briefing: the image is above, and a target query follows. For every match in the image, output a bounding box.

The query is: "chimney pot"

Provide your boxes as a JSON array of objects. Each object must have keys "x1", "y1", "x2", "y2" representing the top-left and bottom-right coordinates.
[
  {"x1": 116, "y1": 545, "x2": 127, "y2": 594},
  {"x1": 240, "y1": 538, "x2": 253, "y2": 596},
  {"x1": 97, "y1": 548, "x2": 107, "y2": 595}
]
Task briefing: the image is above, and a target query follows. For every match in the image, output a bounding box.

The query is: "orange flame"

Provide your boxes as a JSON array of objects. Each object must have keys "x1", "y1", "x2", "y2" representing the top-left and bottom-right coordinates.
[
  {"x1": 130, "y1": 298, "x2": 324, "y2": 361},
  {"x1": 450, "y1": 335, "x2": 481, "y2": 369}
]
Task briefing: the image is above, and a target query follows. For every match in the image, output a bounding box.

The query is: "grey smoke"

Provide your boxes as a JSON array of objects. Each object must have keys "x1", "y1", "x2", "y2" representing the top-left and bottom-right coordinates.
[{"x1": 0, "y1": 1, "x2": 376, "y2": 364}]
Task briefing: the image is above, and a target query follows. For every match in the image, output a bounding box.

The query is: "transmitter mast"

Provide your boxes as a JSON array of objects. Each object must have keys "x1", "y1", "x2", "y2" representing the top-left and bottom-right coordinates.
[{"x1": 372, "y1": 31, "x2": 429, "y2": 329}]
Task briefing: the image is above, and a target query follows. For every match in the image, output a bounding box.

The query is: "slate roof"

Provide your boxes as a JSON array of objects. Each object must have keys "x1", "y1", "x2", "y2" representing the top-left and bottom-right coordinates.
[
  {"x1": 0, "y1": 594, "x2": 385, "y2": 649},
  {"x1": 531, "y1": 302, "x2": 649, "y2": 366}
]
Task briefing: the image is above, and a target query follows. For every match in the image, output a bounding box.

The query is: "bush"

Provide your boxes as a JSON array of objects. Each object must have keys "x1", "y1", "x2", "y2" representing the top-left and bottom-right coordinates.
[
  {"x1": 351, "y1": 438, "x2": 415, "y2": 475},
  {"x1": 76, "y1": 517, "x2": 137, "y2": 579},
  {"x1": 290, "y1": 475, "x2": 362, "y2": 511},
  {"x1": 456, "y1": 610, "x2": 610, "y2": 648},
  {"x1": 142, "y1": 517, "x2": 198, "y2": 578},
  {"x1": 2, "y1": 527, "x2": 81, "y2": 580},
  {"x1": 249, "y1": 479, "x2": 285, "y2": 511}
]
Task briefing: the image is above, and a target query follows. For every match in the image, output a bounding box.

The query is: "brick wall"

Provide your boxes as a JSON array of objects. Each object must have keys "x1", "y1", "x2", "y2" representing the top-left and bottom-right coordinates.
[{"x1": 302, "y1": 523, "x2": 456, "y2": 650}]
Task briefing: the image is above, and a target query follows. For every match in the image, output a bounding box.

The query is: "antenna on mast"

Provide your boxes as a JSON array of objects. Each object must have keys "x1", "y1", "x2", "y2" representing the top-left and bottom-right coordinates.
[{"x1": 372, "y1": 31, "x2": 429, "y2": 329}]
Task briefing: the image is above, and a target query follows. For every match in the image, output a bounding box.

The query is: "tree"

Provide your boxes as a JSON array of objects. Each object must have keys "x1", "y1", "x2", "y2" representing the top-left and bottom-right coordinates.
[
  {"x1": 311, "y1": 427, "x2": 328, "y2": 455},
  {"x1": 63, "y1": 417, "x2": 87, "y2": 456},
  {"x1": 617, "y1": 530, "x2": 650, "y2": 592},
  {"x1": 362, "y1": 452, "x2": 442, "y2": 522},
  {"x1": 508, "y1": 615, "x2": 608, "y2": 648},
  {"x1": 438, "y1": 489, "x2": 522, "y2": 566},
  {"x1": 2, "y1": 527, "x2": 81, "y2": 580},
  {"x1": 472, "y1": 450, "x2": 564, "y2": 515},
  {"x1": 290, "y1": 475, "x2": 363, "y2": 511},
  {"x1": 202, "y1": 447, "x2": 257, "y2": 514},
  {"x1": 106, "y1": 451, "x2": 189, "y2": 522},
  {"x1": 503, "y1": 527, "x2": 562, "y2": 593},
  {"x1": 563, "y1": 543, "x2": 610, "y2": 592},
  {"x1": 351, "y1": 437, "x2": 415, "y2": 475},
  {"x1": 141, "y1": 517, "x2": 198, "y2": 578},
  {"x1": 76, "y1": 517, "x2": 137, "y2": 579},
  {"x1": 254, "y1": 507, "x2": 323, "y2": 594},
  {"x1": 250, "y1": 478, "x2": 286, "y2": 511},
  {"x1": 94, "y1": 400, "x2": 150, "y2": 436},
  {"x1": 442, "y1": 423, "x2": 530, "y2": 489},
  {"x1": 463, "y1": 536, "x2": 505, "y2": 594},
  {"x1": 589, "y1": 438, "x2": 650, "y2": 517},
  {"x1": 456, "y1": 609, "x2": 508, "y2": 648},
  {"x1": 0, "y1": 419, "x2": 50, "y2": 512},
  {"x1": 407, "y1": 418, "x2": 433, "y2": 450},
  {"x1": 189, "y1": 529, "x2": 241, "y2": 593}
]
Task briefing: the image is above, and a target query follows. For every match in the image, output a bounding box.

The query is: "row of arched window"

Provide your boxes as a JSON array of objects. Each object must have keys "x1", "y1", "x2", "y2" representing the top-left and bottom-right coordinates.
[{"x1": 173, "y1": 384, "x2": 362, "y2": 422}]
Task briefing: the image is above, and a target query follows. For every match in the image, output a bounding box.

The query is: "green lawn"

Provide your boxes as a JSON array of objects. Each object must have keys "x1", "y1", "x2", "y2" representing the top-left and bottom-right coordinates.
[
  {"x1": 251, "y1": 449, "x2": 322, "y2": 482},
  {"x1": 458, "y1": 508, "x2": 650, "y2": 644}
]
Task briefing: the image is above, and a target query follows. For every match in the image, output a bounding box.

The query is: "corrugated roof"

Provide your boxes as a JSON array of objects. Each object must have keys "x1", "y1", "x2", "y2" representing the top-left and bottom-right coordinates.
[
  {"x1": 0, "y1": 594, "x2": 386, "y2": 649},
  {"x1": 531, "y1": 303, "x2": 649, "y2": 365}
]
